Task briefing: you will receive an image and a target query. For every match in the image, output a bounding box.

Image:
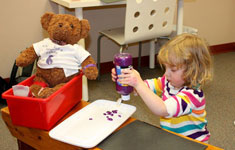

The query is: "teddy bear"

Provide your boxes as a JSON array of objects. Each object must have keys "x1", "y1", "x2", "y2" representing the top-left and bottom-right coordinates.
[{"x1": 15, "y1": 12, "x2": 98, "y2": 98}]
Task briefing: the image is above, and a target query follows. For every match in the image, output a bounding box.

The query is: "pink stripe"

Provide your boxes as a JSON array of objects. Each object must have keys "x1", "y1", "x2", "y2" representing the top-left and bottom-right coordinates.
[
  {"x1": 161, "y1": 75, "x2": 166, "y2": 87},
  {"x1": 144, "y1": 80, "x2": 150, "y2": 88},
  {"x1": 201, "y1": 135, "x2": 210, "y2": 142},
  {"x1": 182, "y1": 91, "x2": 205, "y2": 107},
  {"x1": 172, "y1": 96, "x2": 180, "y2": 117},
  {"x1": 162, "y1": 94, "x2": 167, "y2": 101}
]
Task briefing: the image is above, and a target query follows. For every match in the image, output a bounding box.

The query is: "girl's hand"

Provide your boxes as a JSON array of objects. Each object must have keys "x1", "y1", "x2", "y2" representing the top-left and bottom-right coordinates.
[
  {"x1": 118, "y1": 69, "x2": 142, "y2": 88},
  {"x1": 111, "y1": 68, "x2": 117, "y2": 82}
]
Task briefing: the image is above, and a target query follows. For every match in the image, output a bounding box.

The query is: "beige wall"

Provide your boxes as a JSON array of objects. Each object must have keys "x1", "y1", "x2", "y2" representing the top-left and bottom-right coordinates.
[
  {"x1": 183, "y1": 0, "x2": 235, "y2": 44},
  {"x1": 1, "y1": 0, "x2": 235, "y2": 78}
]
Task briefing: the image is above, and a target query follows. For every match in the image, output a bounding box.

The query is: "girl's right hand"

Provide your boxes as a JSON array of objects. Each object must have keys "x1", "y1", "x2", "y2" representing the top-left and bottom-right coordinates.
[{"x1": 111, "y1": 68, "x2": 117, "y2": 82}]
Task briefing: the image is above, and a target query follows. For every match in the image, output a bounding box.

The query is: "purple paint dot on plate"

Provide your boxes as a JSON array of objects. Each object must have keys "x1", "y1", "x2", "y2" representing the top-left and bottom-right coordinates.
[
  {"x1": 112, "y1": 110, "x2": 118, "y2": 113},
  {"x1": 103, "y1": 113, "x2": 106, "y2": 115},
  {"x1": 118, "y1": 115, "x2": 121, "y2": 117},
  {"x1": 89, "y1": 118, "x2": 93, "y2": 120},
  {"x1": 106, "y1": 111, "x2": 112, "y2": 115},
  {"x1": 107, "y1": 118, "x2": 113, "y2": 121}
]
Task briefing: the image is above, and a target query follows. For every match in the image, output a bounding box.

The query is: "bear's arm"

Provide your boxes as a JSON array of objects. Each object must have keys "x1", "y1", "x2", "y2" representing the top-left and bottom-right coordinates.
[
  {"x1": 16, "y1": 46, "x2": 38, "y2": 67},
  {"x1": 81, "y1": 56, "x2": 98, "y2": 80}
]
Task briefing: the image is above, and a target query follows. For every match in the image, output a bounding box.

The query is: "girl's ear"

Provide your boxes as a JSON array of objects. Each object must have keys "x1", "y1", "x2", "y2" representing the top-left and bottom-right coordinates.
[
  {"x1": 80, "y1": 19, "x2": 90, "y2": 38},
  {"x1": 41, "y1": 12, "x2": 54, "y2": 30}
]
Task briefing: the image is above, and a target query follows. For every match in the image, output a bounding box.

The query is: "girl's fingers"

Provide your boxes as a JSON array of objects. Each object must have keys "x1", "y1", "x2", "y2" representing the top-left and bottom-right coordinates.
[
  {"x1": 118, "y1": 68, "x2": 133, "y2": 78},
  {"x1": 111, "y1": 68, "x2": 116, "y2": 74},
  {"x1": 111, "y1": 68, "x2": 117, "y2": 82},
  {"x1": 121, "y1": 68, "x2": 132, "y2": 74},
  {"x1": 118, "y1": 73, "x2": 130, "y2": 79},
  {"x1": 112, "y1": 76, "x2": 116, "y2": 82},
  {"x1": 117, "y1": 79, "x2": 128, "y2": 85}
]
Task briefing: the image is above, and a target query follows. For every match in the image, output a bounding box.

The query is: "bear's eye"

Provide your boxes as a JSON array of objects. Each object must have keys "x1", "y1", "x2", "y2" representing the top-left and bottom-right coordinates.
[
  {"x1": 70, "y1": 24, "x2": 74, "y2": 29},
  {"x1": 58, "y1": 23, "x2": 63, "y2": 27}
]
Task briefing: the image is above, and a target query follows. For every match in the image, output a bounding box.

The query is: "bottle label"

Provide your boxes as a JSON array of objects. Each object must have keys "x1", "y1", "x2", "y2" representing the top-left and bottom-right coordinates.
[{"x1": 116, "y1": 65, "x2": 131, "y2": 86}]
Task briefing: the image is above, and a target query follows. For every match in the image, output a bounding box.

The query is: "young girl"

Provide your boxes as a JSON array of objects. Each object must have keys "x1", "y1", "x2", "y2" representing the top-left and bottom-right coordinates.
[{"x1": 111, "y1": 33, "x2": 213, "y2": 143}]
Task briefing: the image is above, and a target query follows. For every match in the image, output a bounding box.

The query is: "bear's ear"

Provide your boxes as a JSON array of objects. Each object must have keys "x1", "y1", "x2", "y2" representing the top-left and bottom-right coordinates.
[
  {"x1": 80, "y1": 19, "x2": 90, "y2": 39},
  {"x1": 41, "y1": 12, "x2": 54, "y2": 30}
]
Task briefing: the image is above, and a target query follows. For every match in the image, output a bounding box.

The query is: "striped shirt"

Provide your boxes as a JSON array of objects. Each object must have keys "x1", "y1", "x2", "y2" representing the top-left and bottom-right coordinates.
[{"x1": 145, "y1": 75, "x2": 210, "y2": 142}]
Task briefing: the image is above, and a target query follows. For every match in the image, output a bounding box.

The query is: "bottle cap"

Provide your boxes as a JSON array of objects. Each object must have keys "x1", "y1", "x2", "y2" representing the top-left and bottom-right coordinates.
[{"x1": 121, "y1": 94, "x2": 130, "y2": 101}]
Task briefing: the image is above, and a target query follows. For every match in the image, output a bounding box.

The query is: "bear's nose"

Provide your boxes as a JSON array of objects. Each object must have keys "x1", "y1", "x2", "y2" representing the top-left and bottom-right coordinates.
[{"x1": 58, "y1": 23, "x2": 63, "y2": 27}]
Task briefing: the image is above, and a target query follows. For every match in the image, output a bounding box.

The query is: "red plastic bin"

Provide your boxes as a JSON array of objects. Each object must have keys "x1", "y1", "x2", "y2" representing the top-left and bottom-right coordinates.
[{"x1": 2, "y1": 73, "x2": 83, "y2": 130}]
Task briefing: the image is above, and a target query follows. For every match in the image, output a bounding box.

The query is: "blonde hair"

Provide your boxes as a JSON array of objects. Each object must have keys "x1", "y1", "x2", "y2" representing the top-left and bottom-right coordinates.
[{"x1": 158, "y1": 33, "x2": 213, "y2": 88}]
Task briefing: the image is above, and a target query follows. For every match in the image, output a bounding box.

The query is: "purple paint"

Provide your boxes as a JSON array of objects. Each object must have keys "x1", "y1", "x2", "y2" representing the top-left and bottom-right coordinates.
[
  {"x1": 114, "y1": 53, "x2": 133, "y2": 99},
  {"x1": 103, "y1": 109, "x2": 122, "y2": 121},
  {"x1": 106, "y1": 111, "x2": 112, "y2": 115},
  {"x1": 107, "y1": 117, "x2": 113, "y2": 121},
  {"x1": 112, "y1": 110, "x2": 118, "y2": 114}
]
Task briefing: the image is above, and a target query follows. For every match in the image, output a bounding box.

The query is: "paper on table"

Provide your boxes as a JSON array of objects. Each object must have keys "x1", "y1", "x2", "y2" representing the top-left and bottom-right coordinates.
[{"x1": 49, "y1": 99, "x2": 136, "y2": 148}]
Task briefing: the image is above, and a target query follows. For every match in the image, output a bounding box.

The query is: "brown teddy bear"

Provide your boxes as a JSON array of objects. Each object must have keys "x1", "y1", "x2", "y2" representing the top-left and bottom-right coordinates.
[{"x1": 16, "y1": 12, "x2": 98, "y2": 98}]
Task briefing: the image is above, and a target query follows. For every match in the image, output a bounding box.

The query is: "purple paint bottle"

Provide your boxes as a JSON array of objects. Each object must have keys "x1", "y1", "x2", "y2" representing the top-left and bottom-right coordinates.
[{"x1": 114, "y1": 53, "x2": 133, "y2": 101}]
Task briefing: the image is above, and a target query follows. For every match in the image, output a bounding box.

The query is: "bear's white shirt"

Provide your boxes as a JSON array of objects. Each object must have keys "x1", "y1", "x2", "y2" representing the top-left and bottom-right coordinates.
[{"x1": 33, "y1": 38, "x2": 90, "y2": 77}]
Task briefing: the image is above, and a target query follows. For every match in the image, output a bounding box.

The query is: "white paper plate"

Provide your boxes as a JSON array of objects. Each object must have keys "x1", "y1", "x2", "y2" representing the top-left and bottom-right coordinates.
[{"x1": 49, "y1": 99, "x2": 136, "y2": 148}]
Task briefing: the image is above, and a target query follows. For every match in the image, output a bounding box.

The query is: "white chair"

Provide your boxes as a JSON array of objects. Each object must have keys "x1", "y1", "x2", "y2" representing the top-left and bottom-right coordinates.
[{"x1": 97, "y1": 0, "x2": 177, "y2": 79}]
